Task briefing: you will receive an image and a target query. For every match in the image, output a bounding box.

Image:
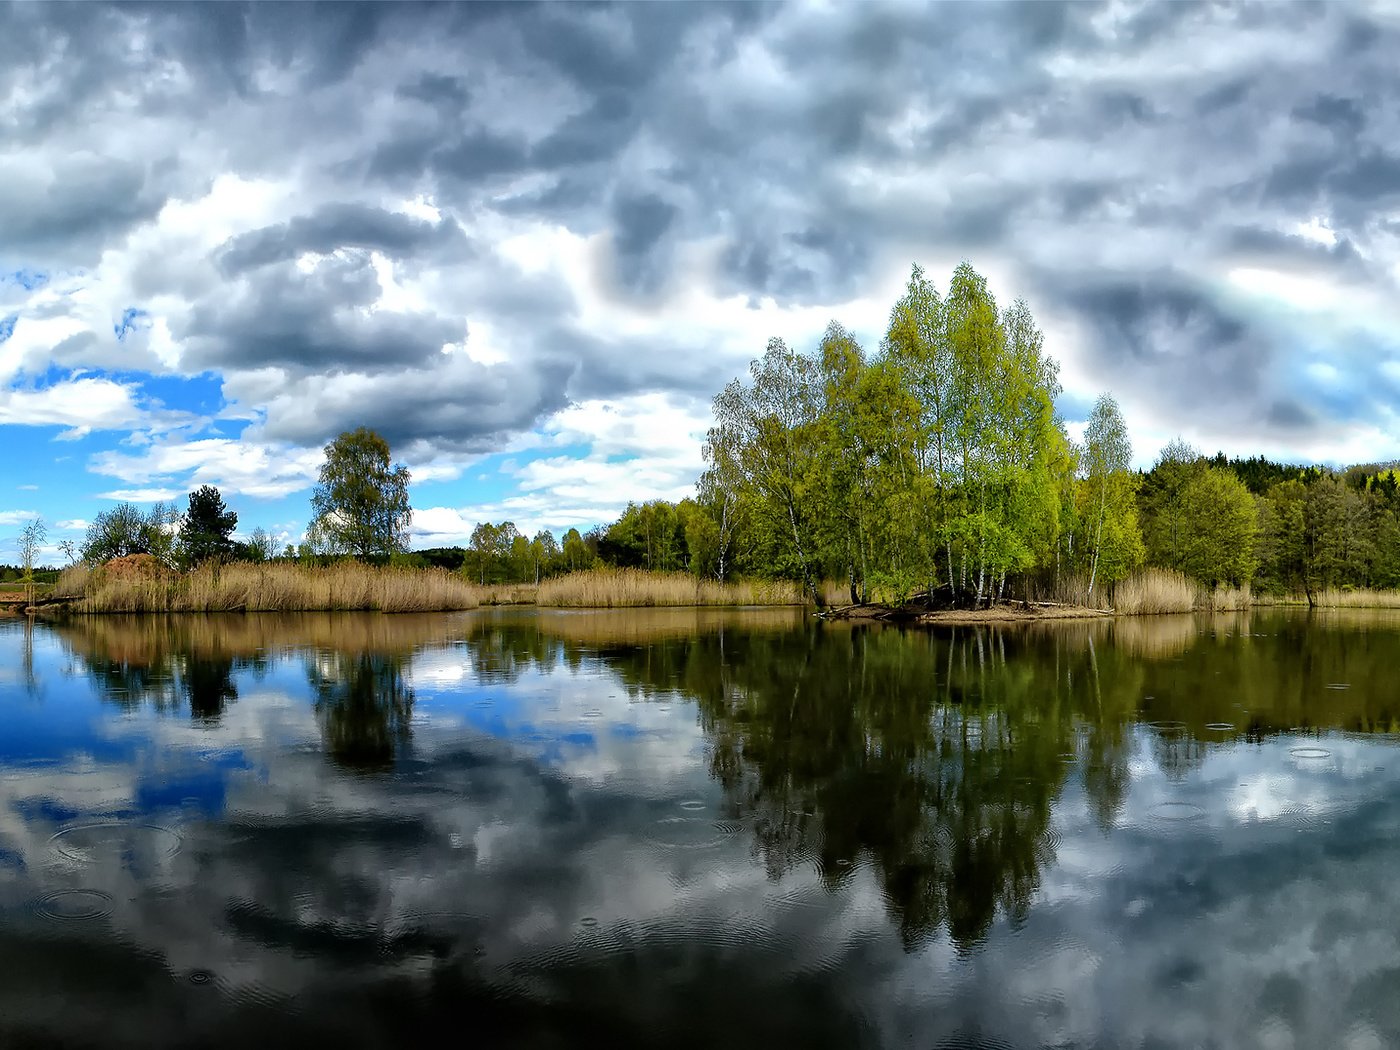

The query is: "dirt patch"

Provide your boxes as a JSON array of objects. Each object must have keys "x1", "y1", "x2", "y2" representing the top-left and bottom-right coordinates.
[{"x1": 96, "y1": 554, "x2": 168, "y2": 581}]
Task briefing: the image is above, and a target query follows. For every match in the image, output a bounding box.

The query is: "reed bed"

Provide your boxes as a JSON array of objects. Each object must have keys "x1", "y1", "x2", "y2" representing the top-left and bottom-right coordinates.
[
  {"x1": 1111, "y1": 568, "x2": 1197, "y2": 615},
  {"x1": 1308, "y1": 588, "x2": 1400, "y2": 608},
  {"x1": 70, "y1": 561, "x2": 482, "y2": 613},
  {"x1": 476, "y1": 582, "x2": 539, "y2": 605},
  {"x1": 536, "y1": 568, "x2": 805, "y2": 608},
  {"x1": 1200, "y1": 583, "x2": 1252, "y2": 611}
]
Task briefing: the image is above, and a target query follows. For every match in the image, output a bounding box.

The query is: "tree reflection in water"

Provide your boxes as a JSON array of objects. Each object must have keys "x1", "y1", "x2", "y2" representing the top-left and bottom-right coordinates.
[
  {"x1": 48, "y1": 605, "x2": 1400, "y2": 955},
  {"x1": 459, "y1": 615, "x2": 1145, "y2": 952},
  {"x1": 307, "y1": 651, "x2": 414, "y2": 771}
]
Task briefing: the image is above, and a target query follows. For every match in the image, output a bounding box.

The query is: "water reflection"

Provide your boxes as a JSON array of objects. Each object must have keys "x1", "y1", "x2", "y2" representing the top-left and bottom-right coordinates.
[
  {"x1": 308, "y1": 652, "x2": 413, "y2": 770},
  {"x1": 4, "y1": 608, "x2": 1400, "y2": 1047}
]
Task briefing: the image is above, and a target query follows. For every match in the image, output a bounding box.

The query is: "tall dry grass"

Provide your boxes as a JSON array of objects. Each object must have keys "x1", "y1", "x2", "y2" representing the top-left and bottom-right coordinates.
[
  {"x1": 1200, "y1": 582, "x2": 1252, "y2": 611},
  {"x1": 476, "y1": 582, "x2": 539, "y2": 605},
  {"x1": 1111, "y1": 568, "x2": 1197, "y2": 615},
  {"x1": 536, "y1": 568, "x2": 805, "y2": 608},
  {"x1": 69, "y1": 561, "x2": 482, "y2": 613},
  {"x1": 1308, "y1": 588, "x2": 1400, "y2": 608}
]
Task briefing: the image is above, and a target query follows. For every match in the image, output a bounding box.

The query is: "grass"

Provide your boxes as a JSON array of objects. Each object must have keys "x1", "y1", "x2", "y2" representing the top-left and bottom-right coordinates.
[
  {"x1": 1111, "y1": 568, "x2": 1197, "y2": 615},
  {"x1": 1307, "y1": 588, "x2": 1400, "y2": 608},
  {"x1": 536, "y1": 567, "x2": 805, "y2": 608},
  {"x1": 61, "y1": 561, "x2": 482, "y2": 613}
]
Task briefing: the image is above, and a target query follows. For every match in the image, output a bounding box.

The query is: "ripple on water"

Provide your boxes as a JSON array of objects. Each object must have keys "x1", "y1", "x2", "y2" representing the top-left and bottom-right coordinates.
[
  {"x1": 1325, "y1": 683, "x2": 1351, "y2": 690},
  {"x1": 676, "y1": 800, "x2": 707, "y2": 812},
  {"x1": 644, "y1": 817, "x2": 724, "y2": 850},
  {"x1": 1205, "y1": 723, "x2": 1235, "y2": 732},
  {"x1": 1147, "y1": 720, "x2": 1188, "y2": 733},
  {"x1": 33, "y1": 889, "x2": 114, "y2": 921},
  {"x1": 50, "y1": 823, "x2": 183, "y2": 865},
  {"x1": 1148, "y1": 801, "x2": 1207, "y2": 822},
  {"x1": 1289, "y1": 746, "x2": 1333, "y2": 760}
]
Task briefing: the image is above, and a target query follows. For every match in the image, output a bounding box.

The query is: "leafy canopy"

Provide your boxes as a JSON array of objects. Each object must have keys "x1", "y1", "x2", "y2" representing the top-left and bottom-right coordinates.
[{"x1": 310, "y1": 428, "x2": 412, "y2": 560}]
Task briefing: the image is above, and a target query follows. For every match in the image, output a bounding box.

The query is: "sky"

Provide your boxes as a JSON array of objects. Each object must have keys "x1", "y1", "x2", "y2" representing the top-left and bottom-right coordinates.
[{"x1": 4, "y1": 0, "x2": 1400, "y2": 560}]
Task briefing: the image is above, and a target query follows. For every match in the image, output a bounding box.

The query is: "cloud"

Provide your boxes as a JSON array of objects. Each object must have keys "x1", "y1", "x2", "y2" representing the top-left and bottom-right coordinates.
[
  {"x1": 95, "y1": 487, "x2": 182, "y2": 503},
  {"x1": 0, "y1": 376, "x2": 150, "y2": 430},
  {"x1": 9, "y1": 1, "x2": 1400, "y2": 529},
  {"x1": 89, "y1": 438, "x2": 325, "y2": 501}
]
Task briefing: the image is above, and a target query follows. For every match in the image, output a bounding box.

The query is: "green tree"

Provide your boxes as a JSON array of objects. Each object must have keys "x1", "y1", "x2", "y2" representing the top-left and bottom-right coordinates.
[
  {"x1": 82, "y1": 502, "x2": 177, "y2": 565},
  {"x1": 1255, "y1": 479, "x2": 1307, "y2": 597},
  {"x1": 178, "y1": 485, "x2": 238, "y2": 566},
  {"x1": 561, "y1": 527, "x2": 592, "y2": 572},
  {"x1": 1139, "y1": 438, "x2": 1204, "y2": 571},
  {"x1": 309, "y1": 428, "x2": 412, "y2": 560},
  {"x1": 1178, "y1": 466, "x2": 1256, "y2": 586},
  {"x1": 708, "y1": 337, "x2": 826, "y2": 607},
  {"x1": 244, "y1": 527, "x2": 275, "y2": 563},
  {"x1": 1081, "y1": 394, "x2": 1139, "y2": 596}
]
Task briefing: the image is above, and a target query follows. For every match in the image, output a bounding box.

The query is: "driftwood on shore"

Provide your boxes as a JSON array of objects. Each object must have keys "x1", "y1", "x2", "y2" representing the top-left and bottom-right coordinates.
[{"x1": 822, "y1": 591, "x2": 1113, "y2": 625}]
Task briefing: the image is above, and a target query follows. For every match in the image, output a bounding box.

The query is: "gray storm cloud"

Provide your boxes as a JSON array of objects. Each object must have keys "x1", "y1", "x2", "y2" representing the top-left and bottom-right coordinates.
[{"x1": 4, "y1": 0, "x2": 1400, "y2": 457}]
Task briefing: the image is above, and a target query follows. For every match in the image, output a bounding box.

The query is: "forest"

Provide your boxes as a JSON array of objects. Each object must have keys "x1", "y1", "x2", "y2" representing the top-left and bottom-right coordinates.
[{"x1": 450, "y1": 263, "x2": 1400, "y2": 609}]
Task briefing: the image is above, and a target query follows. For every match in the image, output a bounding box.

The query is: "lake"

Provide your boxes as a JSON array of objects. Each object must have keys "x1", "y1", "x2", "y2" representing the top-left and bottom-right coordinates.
[{"x1": 2, "y1": 607, "x2": 1399, "y2": 1048}]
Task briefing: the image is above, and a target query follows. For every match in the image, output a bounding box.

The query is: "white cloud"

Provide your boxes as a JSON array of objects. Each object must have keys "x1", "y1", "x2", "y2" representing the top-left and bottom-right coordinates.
[
  {"x1": 96, "y1": 488, "x2": 181, "y2": 502},
  {"x1": 0, "y1": 377, "x2": 149, "y2": 430},
  {"x1": 89, "y1": 438, "x2": 325, "y2": 500}
]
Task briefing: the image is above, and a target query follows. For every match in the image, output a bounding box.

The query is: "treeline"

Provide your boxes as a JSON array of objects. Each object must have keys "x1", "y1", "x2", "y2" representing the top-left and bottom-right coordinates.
[
  {"x1": 595, "y1": 262, "x2": 1400, "y2": 608},
  {"x1": 31, "y1": 262, "x2": 1400, "y2": 608}
]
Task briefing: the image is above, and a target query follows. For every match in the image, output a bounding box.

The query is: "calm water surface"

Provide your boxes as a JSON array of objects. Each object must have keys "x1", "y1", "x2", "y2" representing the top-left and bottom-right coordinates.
[{"x1": 2, "y1": 607, "x2": 1399, "y2": 1048}]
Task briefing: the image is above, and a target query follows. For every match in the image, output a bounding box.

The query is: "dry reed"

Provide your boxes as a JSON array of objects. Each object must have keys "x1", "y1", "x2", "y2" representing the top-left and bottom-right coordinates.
[
  {"x1": 69, "y1": 561, "x2": 482, "y2": 613},
  {"x1": 1200, "y1": 583, "x2": 1252, "y2": 611},
  {"x1": 1308, "y1": 588, "x2": 1400, "y2": 609},
  {"x1": 536, "y1": 568, "x2": 805, "y2": 608},
  {"x1": 1112, "y1": 568, "x2": 1197, "y2": 615},
  {"x1": 476, "y1": 582, "x2": 539, "y2": 605}
]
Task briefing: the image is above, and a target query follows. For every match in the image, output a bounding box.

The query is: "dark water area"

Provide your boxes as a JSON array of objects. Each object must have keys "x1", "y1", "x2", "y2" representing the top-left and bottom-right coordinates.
[{"x1": 3, "y1": 607, "x2": 1400, "y2": 1048}]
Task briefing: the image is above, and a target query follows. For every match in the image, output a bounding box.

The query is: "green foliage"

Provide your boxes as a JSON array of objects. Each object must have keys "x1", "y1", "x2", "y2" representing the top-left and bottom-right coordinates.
[
  {"x1": 178, "y1": 485, "x2": 238, "y2": 566},
  {"x1": 700, "y1": 262, "x2": 1072, "y2": 606},
  {"x1": 82, "y1": 502, "x2": 178, "y2": 565},
  {"x1": 1080, "y1": 394, "x2": 1141, "y2": 594},
  {"x1": 1176, "y1": 467, "x2": 1256, "y2": 586},
  {"x1": 310, "y1": 428, "x2": 412, "y2": 560}
]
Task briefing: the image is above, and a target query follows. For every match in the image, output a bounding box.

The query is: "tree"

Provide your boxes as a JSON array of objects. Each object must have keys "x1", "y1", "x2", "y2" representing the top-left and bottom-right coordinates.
[
  {"x1": 309, "y1": 428, "x2": 412, "y2": 560},
  {"x1": 82, "y1": 502, "x2": 177, "y2": 565},
  {"x1": 708, "y1": 337, "x2": 826, "y2": 607},
  {"x1": 562, "y1": 527, "x2": 592, "y2": 572},
  {"x1": 1082, "y1": 394, "x2": 1137, "y2": 595},
  {"x1": 1178, "y1": 467, "x2": 1256, "y2": 586},
  {"x1": 179, "y1": 485, "x2": 237, "y2": 566},
  {"x1": 245, "y1": 527, "x2": 275, "y2": 563},
  {"x1": 1139, "y1": 438, "x2": 1204, "y2": 570},
  {"x1": 19, "y1": 517, "x2": 45, "y2": 606}
]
